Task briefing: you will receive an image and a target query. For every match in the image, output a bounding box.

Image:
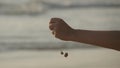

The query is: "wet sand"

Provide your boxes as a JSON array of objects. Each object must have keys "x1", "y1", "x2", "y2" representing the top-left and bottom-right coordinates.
[{"x1": 0, "y1": 48, "x2": 120, "y2": 68}]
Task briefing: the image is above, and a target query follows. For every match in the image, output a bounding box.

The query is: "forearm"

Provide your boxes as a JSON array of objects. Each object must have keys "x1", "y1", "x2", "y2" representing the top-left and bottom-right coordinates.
[{"x1": 71, "y1": 29, "x2": 120, "y2": 51}]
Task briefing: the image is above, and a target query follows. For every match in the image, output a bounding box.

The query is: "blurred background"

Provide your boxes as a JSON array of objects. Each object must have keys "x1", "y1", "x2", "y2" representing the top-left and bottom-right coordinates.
[{"x1": 0, "y1": 0, "x2": 120, "y2": 68}]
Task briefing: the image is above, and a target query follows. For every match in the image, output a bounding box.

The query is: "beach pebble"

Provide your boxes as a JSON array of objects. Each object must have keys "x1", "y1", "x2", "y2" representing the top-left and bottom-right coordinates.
[{"x1": 64, "y1": 52, "x2": 68, "y2": 58}]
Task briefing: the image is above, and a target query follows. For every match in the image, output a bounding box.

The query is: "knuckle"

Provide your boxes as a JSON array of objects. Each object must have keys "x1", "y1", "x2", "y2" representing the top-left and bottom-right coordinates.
[
  {"x1": 49, "y1": 26, "x2": 52, "y2": 30},
  {"x1": 51, "y1": 18, "x2": 57, "y2": 21},
  {"x1": 51, "y1": 18, "x2": 63, "y2": 21},
  {"x1": 49, "y1": 25, "x2": 53, "y2": 30}
]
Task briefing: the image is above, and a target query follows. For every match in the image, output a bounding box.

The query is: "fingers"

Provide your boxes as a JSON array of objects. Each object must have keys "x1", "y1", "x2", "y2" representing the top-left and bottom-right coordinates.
[
  {"x1": 51, "y1": 18, "x2": 62, "y2": 22},
  {"x1": 49, "y1": 18, "x2": 64, "y2": 36},
  {"x1": 49, "y1": 18, "x2": 63, "y2": 24},
  {"x1": 49, "y1": 24, "x2": 56, "y2": 36},
  {"x1": 49, "y1": 23, "x2": 55, "y2": 30},
  {"x1": 49, "y1": 18, "x2": 64, "y2": 30},
  {"x1": 49, "y1": 18, "x2": 56, "y2": 30},
  {"x1": 49, "y1": 18, "x2": 59, "y2": 30}
]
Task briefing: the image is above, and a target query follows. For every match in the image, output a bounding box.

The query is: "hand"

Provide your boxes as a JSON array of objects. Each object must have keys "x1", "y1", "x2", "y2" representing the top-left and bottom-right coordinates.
[{"x1": 49, "y1": 18, "x2": 75, "y2": 41}]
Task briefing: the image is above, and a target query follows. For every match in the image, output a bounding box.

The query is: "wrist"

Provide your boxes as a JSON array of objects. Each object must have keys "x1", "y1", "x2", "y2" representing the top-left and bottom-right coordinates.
[{"x1": 68, "y1": 29, "x2": 79, "y2": 41}]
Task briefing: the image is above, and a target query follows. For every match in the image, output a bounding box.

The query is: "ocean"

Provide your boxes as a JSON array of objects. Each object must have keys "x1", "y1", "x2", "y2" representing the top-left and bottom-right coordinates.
[
  {"x1": 0, "y1": 0, "x2": 120, "y2": 51},
  {"x1": 0, "y1": 0, "x2": 120, "y2": 68}
]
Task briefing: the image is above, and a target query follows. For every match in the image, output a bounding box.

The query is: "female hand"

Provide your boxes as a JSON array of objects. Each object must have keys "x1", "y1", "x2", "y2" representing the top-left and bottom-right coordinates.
[{"x1": 49, "y1": 18, "x2": 75, "y2": 41}]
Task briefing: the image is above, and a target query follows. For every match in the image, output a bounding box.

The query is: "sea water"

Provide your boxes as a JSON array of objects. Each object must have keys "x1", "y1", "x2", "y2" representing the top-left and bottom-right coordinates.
[{"x1": 0, "y1": 0, "x2": 120, "y2": 51}]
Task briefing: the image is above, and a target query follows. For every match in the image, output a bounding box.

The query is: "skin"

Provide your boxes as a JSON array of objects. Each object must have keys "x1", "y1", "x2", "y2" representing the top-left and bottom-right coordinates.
[{"x1": 49, "y1": 18, "x2": 120, "y2": 51}]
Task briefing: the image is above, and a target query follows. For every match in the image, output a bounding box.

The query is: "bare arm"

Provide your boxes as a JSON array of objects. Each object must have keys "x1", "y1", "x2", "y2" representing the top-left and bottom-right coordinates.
[
  {"x1": 72, "y1": 30, "x2": 120, "y2": 50},
  {"x1": 49, "y1": 18, "x2": 120, "y2": 51}
]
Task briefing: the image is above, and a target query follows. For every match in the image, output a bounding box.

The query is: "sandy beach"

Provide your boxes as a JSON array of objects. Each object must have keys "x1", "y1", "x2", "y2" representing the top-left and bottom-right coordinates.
[{"x1": 0, "y1": 48, "x2": 120, "y2": 68}]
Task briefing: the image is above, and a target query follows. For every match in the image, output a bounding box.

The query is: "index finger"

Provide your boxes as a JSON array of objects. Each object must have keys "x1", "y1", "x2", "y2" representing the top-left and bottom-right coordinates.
[{"x1": 50, "y1": 18, "x2": 63, "y2": 24}]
